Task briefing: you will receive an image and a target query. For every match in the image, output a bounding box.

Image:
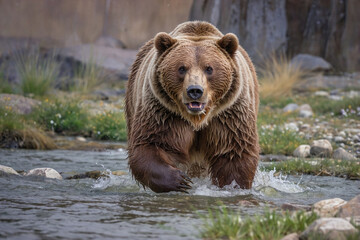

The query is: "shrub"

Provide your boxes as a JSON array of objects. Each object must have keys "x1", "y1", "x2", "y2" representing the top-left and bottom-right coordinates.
[{"x1": 91, "y1": 111, "x2": 127, "y2": 141}]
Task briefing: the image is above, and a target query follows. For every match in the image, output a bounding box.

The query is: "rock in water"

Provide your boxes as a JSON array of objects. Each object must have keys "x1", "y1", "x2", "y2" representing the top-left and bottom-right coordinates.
[
  {"x1": 310, "y1": 139, "x2": 333, "y2": 158},
  {"x1": 25, "y1": 168, "x2": 63, "y2": 180},
  {"x1": 313, "y1": 198, "x2": 347, "y2": 217},
  {"x1": 0, "y1": 164, "x2": 20, "y2": 176},
  {"x1": 332, "y1": 148, "x2": 356, "y2": 161},
  {"x1": 300, "y1": 218, "x2": 358, "y2": 240},
  {"x1": 293, "y1": 145, "x2": 311, "y2": 158}
]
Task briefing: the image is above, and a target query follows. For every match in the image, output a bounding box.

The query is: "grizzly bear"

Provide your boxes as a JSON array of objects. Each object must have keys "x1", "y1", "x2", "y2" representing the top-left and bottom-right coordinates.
[{"x1": 125, "y1": 21, "x2": 259, "y2": 193}]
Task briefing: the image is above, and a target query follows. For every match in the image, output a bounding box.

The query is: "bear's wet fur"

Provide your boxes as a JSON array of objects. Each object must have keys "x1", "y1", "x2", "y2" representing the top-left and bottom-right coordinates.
[{"x1": 125, "y1": 21, "x2": 259, "y2": 193}]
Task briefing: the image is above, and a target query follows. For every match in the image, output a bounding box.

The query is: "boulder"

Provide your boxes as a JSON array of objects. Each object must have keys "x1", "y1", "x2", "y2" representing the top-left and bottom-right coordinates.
[
  {"x1": 313, "y1": 198, "x2": 347, "y2": 217},
  {"x1": 290, "y1": 54, "x2": 332, "y2": 72},
  {"x1": 25, "y1": 168, "x2": 63, "y2": 180},
  {"x1": 57, "y1": 44, "x2": 137, "y2": 81},
  {"x1": 0, "y1": 94, "x2": 41, "y2": 114},
  {"x1": 310, "y1": 139, "x2": 333, "y2": 158},
  {"x1": 293, "y1": 145, "x2": 311, "y2": 158},
  {"x1": 299, "y1": 218, "x2": 358, "y2": 240},
  {"x1": 332, "y1": 148, "x2": 356, "y2": 161},
  {"x1": 337, "y1": 194, "x2": 360, "y2": 219},
  {"x1": 0, "y1": 164, "x2": 20, "y2": 176}
]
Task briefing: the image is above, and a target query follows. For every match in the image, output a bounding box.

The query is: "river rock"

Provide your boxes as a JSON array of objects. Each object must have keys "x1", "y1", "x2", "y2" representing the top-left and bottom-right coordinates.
[
  {"x1": 298, "y1": 104, "x2": 313, "y2": 118},
  {"x1": 0, "y1": 164, "x2": 20, "y2": 176},
  {"x1": 332, "y1": 148, "x2": 356, "y2": 161},
  {"x1": 299, "y1": 218, "x2": 358, "y2": 240},
  {"x1": 313, "y1": 198, "x2": 347, "y2": 217},
  {"x1": 281, "y1": 203, "x2": 311, "y2": 211},
  {"x1": 283, "y1": 103, "x2": 299, "y2": 113},
  {"x1": 310, "y1": 139, "x2": 333, "y2": 158},
  {"x1": 337, "y1": 194, "x2": 360, "y2": 219},
  {"x1": 290, "y1": 54, "x2": 332, "y2": 72},
  {"x1": 25, "y1": 168, "x2": 63, "y2": 180},
  {"x1": 293, "y1": 145, "x2": 311, "y2": 158},
  {"x1": 0, "y1": 94, "x2": 41, "y2": 114},
  {"x1": 334, "y1": 136, "x2": 345, "y2": 143}
]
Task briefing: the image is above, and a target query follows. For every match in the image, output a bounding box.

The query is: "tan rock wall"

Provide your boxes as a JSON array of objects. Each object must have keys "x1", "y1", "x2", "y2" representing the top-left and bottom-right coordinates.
[{"x1": 0, "y1": 0, "x2": 193, "y2": 48}]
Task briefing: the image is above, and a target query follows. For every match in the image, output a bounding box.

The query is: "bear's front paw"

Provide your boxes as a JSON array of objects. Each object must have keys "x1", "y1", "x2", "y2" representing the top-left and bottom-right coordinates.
[{"x1": 148, "y1": 167, "x2": 193, "y2": 193}]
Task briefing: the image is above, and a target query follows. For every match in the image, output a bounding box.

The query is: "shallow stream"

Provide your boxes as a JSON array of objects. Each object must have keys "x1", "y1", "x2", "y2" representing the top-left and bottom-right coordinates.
[{"x1": 1, "y1": 149, "x2": 359, "y2": 239}]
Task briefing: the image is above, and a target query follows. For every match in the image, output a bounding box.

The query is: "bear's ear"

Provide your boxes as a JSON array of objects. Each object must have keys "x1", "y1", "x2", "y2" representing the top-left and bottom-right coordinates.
[
  {"x1": 154, "y1": 32, "x2": 177, "y2": 54},
  {"x1": 217, "y1": 33, "x2": 239, "y2": 57}
]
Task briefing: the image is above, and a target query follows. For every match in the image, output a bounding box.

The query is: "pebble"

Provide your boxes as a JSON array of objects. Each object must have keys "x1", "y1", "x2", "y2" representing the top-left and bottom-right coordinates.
[
  {"x1": 334, "y1": 136, "x2": 345, "y2": 143},
  {"x1": 332, "y1": 148, "x2": 356, "y2": 160},
  {"x1": 314, "y1": 91, "x2": 329, "y2": 97},
  {"x1": 293, "y1": 145, "x2": 311, "y2": 158},
  {"x1": 283, "y1": 103, "x2": 299, "y2": 112}
]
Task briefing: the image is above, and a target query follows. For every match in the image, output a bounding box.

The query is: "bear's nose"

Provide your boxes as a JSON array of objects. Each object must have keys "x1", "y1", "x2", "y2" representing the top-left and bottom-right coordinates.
[{"x1": 187, "y1": 85, "x2": 204, "y2": 100}]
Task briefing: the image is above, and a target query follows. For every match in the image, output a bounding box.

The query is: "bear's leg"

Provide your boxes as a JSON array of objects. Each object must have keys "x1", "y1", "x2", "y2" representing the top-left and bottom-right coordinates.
[
  {"x1": 210, "y1": 151, "x2": 258, "y2": 189},
  {"x1": 129, "y1": 145, "x2": 192, "y2": 193}
]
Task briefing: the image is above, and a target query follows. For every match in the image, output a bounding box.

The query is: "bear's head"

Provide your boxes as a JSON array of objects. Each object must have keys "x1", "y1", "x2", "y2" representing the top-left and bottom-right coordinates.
[{"x1": 153, "y1": 30, "x2": 241, "y2": 129}]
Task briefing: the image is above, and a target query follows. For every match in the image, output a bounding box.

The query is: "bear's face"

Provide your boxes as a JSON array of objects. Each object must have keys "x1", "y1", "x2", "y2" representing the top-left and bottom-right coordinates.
[{"x1": 154, "y1": 33, "x2": 239, "y2": 127}]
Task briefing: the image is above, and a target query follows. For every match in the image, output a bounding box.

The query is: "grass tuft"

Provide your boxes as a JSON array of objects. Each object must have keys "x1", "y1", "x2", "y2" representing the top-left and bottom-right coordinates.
[
  {"x1": 200, "y1": 206, "x2": 319, "y2": 240},
  {"x1": 258, "y1": 54, "x2": 308, "y2": 101},
  {"x1": 15, "y1": 49, "x2": 60, "y2": 97}
]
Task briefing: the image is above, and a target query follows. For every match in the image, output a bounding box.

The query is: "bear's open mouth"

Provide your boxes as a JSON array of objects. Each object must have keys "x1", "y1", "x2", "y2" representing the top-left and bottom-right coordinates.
[{"x1": 186, "y1": 102, "x2": 205, "y2": 112}]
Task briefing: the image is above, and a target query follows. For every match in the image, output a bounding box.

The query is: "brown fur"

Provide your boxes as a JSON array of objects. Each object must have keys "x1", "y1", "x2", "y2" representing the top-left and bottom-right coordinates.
[{"x1": 125, "y1": 21, "x2": 259, "y2": 193}]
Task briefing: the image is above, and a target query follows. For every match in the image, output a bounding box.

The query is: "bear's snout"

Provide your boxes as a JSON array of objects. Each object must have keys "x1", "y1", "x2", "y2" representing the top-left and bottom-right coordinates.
[{"x1": 187, "y1": 85, "x2": 204, "y2": 100}]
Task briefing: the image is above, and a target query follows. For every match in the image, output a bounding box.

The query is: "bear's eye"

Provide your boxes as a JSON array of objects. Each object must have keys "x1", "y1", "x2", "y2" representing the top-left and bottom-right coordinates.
[
  {"x1": 178, "y1": 66, "x2": 186, "y2": 75},
  {"x1": 205, "y1": 66, "x2": 213, "y2": 75}
]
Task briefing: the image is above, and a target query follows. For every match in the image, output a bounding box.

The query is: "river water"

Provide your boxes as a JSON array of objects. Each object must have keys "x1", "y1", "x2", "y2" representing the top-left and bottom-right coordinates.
[{"x1": 1, "y1": 149, "x2": 359, "y2": 239}]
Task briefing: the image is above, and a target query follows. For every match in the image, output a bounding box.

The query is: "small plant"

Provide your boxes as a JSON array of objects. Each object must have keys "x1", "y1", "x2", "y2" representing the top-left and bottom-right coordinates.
[
  {"x1": 264, "y1": 159, "x2": 360, "y2": 179},
  {"x1": 258, "y1": 54, "x2": 308, "y2": 101},
  {"x1": 91, "y1": 111, "x2": 127, "y2": 141},
  {"x1": 33, "y1": 100, "x2": 89, "y2": 134},
  {"x1": 259, "y1": 126, "x2": 306, "y2": 155},
  {"x1": 200, "y1": 206, "x2": 319, "y2": 240},
  {"x1": 0, "y1": 69, "x2": 13, "y2": 94},
  {"x1": 15, "y1": 48, "x2": 60, "y2": 97}
]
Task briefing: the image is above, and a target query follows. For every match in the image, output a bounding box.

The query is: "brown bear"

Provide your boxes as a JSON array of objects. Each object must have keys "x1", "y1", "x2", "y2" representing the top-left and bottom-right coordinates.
[{"x1": 125, "y1": 21, "x2": 259, "y2": 193}]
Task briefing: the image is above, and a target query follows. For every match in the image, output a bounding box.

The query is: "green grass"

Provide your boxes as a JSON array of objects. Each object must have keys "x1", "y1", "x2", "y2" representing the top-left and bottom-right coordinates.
[
  {"x1": 200, "y1": 206, "x2": 319, "y2": 240},
  {"x1": 259, "y1": 126, "x2": 306, "y2": 155},
  {"x1": 306, "y1": 96, "x2": 360, "y2": 118},
  {"x1": 0, "y1": 71, "x2": 13, "y2": 94},
  {"x1": 15, "y1": 49, "x2": 60, "y2": 97},
  {"x1": 263, "y1": 159, "x2": 360, "y2": 179},
  {"x1": 32, "y1": 100, "x2": 90, "y2": 134},
  {"x1": 91, "y1": 111, "x2": 127, "y2": 141}
]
